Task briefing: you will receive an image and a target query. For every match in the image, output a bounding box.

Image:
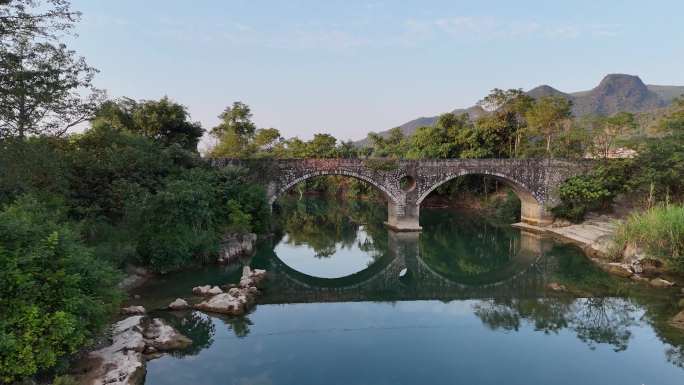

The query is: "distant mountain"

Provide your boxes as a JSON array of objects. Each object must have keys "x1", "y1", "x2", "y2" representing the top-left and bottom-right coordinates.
[{"x1": 357, "y1": 74, "x2": 684, "y2": 146}]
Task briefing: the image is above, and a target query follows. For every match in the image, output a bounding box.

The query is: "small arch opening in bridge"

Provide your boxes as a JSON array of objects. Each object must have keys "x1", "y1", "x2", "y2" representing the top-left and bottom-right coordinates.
[{"x1": 400, "y1": 175, "x2": 416, "y2": 192}]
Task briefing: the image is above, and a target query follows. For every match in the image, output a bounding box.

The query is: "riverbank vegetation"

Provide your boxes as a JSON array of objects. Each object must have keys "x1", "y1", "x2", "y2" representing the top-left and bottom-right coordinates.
[
  {"x1": 0, "y1": 1, "x2": 269, "y2": 382},
  {"x1": 614, "y1": 205, "x2": 684, "y2": 271},
  {"x1": 1, "y1": 0, "x2": 683, "y2": 383}
]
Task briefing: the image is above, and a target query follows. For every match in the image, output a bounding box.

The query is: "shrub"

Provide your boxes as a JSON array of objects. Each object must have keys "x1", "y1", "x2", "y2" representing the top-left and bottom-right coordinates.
[
  {"x1": 613, "y1": 205, "x2": 684, "y2": 271},
  {"x1": 0, "y1": 196, "x2": 121, "y2": 383},
  {"x1": 552, "y1": 175, "x2": 614, "y2": 222}
]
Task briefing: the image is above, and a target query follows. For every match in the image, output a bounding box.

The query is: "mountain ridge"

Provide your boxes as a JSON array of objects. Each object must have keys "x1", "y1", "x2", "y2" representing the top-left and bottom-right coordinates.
[{"x1": 357, "y1": 74, "x2": 684, "y2": 146}]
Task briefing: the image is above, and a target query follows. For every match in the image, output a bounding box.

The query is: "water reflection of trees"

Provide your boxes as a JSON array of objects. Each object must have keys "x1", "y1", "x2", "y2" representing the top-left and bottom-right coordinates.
[
  {"x1": 274, "y1": 196, "x2": 388, "y2": 260},
  {"x1": 159, "y1": 311, "x2": 216, "y2": 357},
  {"x1": 419, "y1": 210, "x2": 520, "y2": 281},
  {"x1": 474, "y1": 297, "x2": 637, "y2": 351}
]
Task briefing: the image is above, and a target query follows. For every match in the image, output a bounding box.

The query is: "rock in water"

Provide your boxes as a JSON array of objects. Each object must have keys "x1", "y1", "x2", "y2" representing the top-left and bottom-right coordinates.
[
  {"x1": 650, "y1": 278, "x2": 675, "y2": 288},
  {"x1": 601, "y1": 263, "x2": 634, "y2": 278},
  {"x1": 195, "y1": 293, "x2": 246, "y2": 315},
  {"x1": 192, "y1": 285, "x2": 223, "y2": 296},
  {"x1": 121, "y1": 305, "x2": 146, "y2": 315},
  {"x1": 546, "y1": 282, "x2": 567, "y2": 292},
  {"x1": 168, "y1": 298, "x2": 189, "y2": 310},
  {"x1": 671, "y1": 310, "x2": 684, "y2": 330},
  {"x1": 239, "y1": 266, "x2": 267, "y2": 288}
]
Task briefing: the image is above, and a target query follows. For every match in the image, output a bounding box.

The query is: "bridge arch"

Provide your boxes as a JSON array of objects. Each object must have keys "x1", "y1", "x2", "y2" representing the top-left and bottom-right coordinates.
[
  {"x1": 416, "y1": 170, "x2": 551, "y2": 225},
  {"x1": 269, "y1": 170, "x2": 399, "y2": 205}
]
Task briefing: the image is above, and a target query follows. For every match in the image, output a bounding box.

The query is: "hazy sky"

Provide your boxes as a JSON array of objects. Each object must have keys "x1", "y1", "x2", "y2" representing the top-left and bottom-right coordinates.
[{"x1": 69, "y1": 0, "x2": 684, "y2": 143}]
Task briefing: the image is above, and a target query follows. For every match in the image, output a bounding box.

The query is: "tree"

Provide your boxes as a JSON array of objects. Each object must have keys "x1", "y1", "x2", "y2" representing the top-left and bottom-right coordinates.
[
  {"x1": 588, "y1": 112, "x2": 637, "y2": 159},
  {"x1": 251, "y1": 127, "x2": 283, "y2": 157},
  {"x1": 0, "y1": 0, "x2": 103, "y2": 139},
  {"x1": 525, "y1": 96, "x2": 573, "y2": 157},
  {"x1": 306, "y1": 133, "x2": 337, "y2": 158},
  {"x1": 210, "y1": 102, "x2": 257, "y2": 157},
  {"x1": 477, "y1": 88, "x2": 533, "y2": 157},
  {"x1": 92, "y1": 97, "x2": 204, "y2": 151}
]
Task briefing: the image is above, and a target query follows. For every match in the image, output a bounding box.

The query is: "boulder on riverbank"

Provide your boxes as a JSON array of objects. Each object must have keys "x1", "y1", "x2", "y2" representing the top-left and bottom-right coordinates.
[
  {"x1": 218, "y1": 233, "x2": 257, "y2": 264},
  {"x1": 650, "y1": 278, "x2": 676, "y2": 288},
  {"x1": 77, "y1": 316, "x2": 192, "y2": 385}
]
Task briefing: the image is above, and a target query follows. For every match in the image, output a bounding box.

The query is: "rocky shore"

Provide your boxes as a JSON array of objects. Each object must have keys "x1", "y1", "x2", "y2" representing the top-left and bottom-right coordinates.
[
  {"x1": 218, "y1": 233, "x2": 257, "y2": 264},
  {"x1": 74, "y1": 315, "x2": 192, "y2": 385},
  {"x1": 513, "y1": 215, "x2": 678, "y2": 288}
]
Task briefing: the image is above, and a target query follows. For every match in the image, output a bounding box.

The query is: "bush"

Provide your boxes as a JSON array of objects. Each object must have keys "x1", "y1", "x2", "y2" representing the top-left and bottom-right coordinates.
[
  {"x1": 552, "y1": 175, "x2": 612, "y2": 221},
  {"x1": 614, "y1": 205, "x2": 684, "y2": 271},
  {"x1": 0, "y1": 196, "x2": 121, "y2": 383},
  {"x1": 133, "y1": 168, "x2": 270, "y2": 272}
]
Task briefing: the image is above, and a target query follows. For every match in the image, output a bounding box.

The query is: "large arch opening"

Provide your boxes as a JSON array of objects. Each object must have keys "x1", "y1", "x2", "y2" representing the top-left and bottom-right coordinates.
[
  {"x1": 270, "y1": 174, "x2": 393, "y2": 280},
  {"x1": 269, "y1": 171, "x2": 397, "y2": 205},
  {"x1": 417, "y1": 171, "x2": 550, "y2": 226}
]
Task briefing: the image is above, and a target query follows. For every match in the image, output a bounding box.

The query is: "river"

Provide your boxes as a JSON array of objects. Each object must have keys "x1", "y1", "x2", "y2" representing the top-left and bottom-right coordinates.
[{"x1": 131, "y1": 197, "x2": 684, "y2": 385}]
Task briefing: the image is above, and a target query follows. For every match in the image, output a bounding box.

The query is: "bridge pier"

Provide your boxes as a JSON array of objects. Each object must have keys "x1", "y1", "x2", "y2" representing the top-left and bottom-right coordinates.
[
  {"x1": 520, "y1": 198, "x2": 554, "y2": 226},
  {"x1": 385, "y1": 202, "x2": 422, "y2": 232}
]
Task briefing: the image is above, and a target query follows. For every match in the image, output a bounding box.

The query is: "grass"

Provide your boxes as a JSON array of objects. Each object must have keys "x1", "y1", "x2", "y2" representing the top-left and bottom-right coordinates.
[{"x1": 614, "y1": 204, "x2": 684, "y2": 271}]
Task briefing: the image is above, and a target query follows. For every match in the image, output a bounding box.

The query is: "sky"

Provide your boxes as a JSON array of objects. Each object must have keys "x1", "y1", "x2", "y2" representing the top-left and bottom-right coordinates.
[{"x1": 69, "y1": 0, "x2": 684, "y2": 145}]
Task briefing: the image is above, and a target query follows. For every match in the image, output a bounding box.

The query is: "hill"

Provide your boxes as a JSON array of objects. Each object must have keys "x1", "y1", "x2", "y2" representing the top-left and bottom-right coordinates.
[{"x1": 357, "y1": 74, "x2": 684, "y2": 146}]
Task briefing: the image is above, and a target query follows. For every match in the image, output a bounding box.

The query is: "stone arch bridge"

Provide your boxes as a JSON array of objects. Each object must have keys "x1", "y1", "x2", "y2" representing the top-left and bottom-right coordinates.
[{"x1": 211, "y1": 158, "x2": 592, "y2": 231}]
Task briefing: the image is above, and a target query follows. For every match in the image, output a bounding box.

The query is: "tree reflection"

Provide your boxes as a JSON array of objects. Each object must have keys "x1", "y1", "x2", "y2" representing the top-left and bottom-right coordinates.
[
  {"x1": 473, "y1": 297, "x2": 637, "y2": 351},
  {"x1": 419, "y1": 210, "x2": 521, "y2": 282},
  {"x1": 274, "y1": 195, "x2": 388, "y2": 260},
  {"x1": 159, "y1": 311, "x2": 216, "y2": 357},
  {"x1": 214, "y1": 314, "x2": 254, "y2": 338}
]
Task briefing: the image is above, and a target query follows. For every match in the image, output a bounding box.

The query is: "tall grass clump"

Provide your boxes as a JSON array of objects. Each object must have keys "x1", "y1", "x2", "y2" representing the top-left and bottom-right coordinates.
[{"x1": 614, "y1": 204, "x2": 684, "y2": 271}]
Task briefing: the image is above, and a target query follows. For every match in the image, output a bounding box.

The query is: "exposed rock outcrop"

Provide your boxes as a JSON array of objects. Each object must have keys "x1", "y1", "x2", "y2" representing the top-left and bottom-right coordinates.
[
  {"x1": 218, "y1": 233, "x2": 257, "y2": 264},
  {"x1": 79, "y1": 316, "x2": 191, "y2": 385},
  {"x1": 194, "y1": 267, "x2": 267, "y2": 316}
]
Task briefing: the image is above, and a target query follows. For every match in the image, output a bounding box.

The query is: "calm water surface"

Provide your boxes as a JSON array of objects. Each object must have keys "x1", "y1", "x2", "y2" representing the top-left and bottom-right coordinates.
[{"x1": 135, "y1": 197, "x2": 684, "y2": 385}]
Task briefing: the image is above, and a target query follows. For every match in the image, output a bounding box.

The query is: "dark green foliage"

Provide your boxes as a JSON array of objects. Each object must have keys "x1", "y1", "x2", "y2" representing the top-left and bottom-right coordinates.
[
  {"x1": 134, "y1": 168, "x2": 269, "y2": 272},
  {"x1": 92, "y1": 97, "x2": 204, "y2": 152},
  {"x1": 552, "y1": 175, "x2": 613, "y2": 222},
  {"x1": 553, "y1": 160, "x2": 633, "y2": 221},
  {"x1": 0, "y1": 196, "x2": 121, "y2": 383},
  {"x1": 0, "y1": 137, "x2": 70, "y2": 206}
]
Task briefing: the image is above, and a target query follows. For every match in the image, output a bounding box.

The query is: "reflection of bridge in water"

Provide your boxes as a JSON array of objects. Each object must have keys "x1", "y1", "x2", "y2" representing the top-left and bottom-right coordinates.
[{"x1": 260, "y1": 230, "x2": 559, "y2": 304}]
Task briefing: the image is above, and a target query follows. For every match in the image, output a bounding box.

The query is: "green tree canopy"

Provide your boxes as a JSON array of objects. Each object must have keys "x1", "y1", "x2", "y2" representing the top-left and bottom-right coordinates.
[{"x1": 91, "y1": 97, "x2": 204, "y2": 151}]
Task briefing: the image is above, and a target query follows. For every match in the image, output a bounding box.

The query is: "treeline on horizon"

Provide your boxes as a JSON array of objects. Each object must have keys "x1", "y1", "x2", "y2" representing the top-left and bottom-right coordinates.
[{"x1": 1, "y1": 1, "x2": 683, "y2": 384}]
